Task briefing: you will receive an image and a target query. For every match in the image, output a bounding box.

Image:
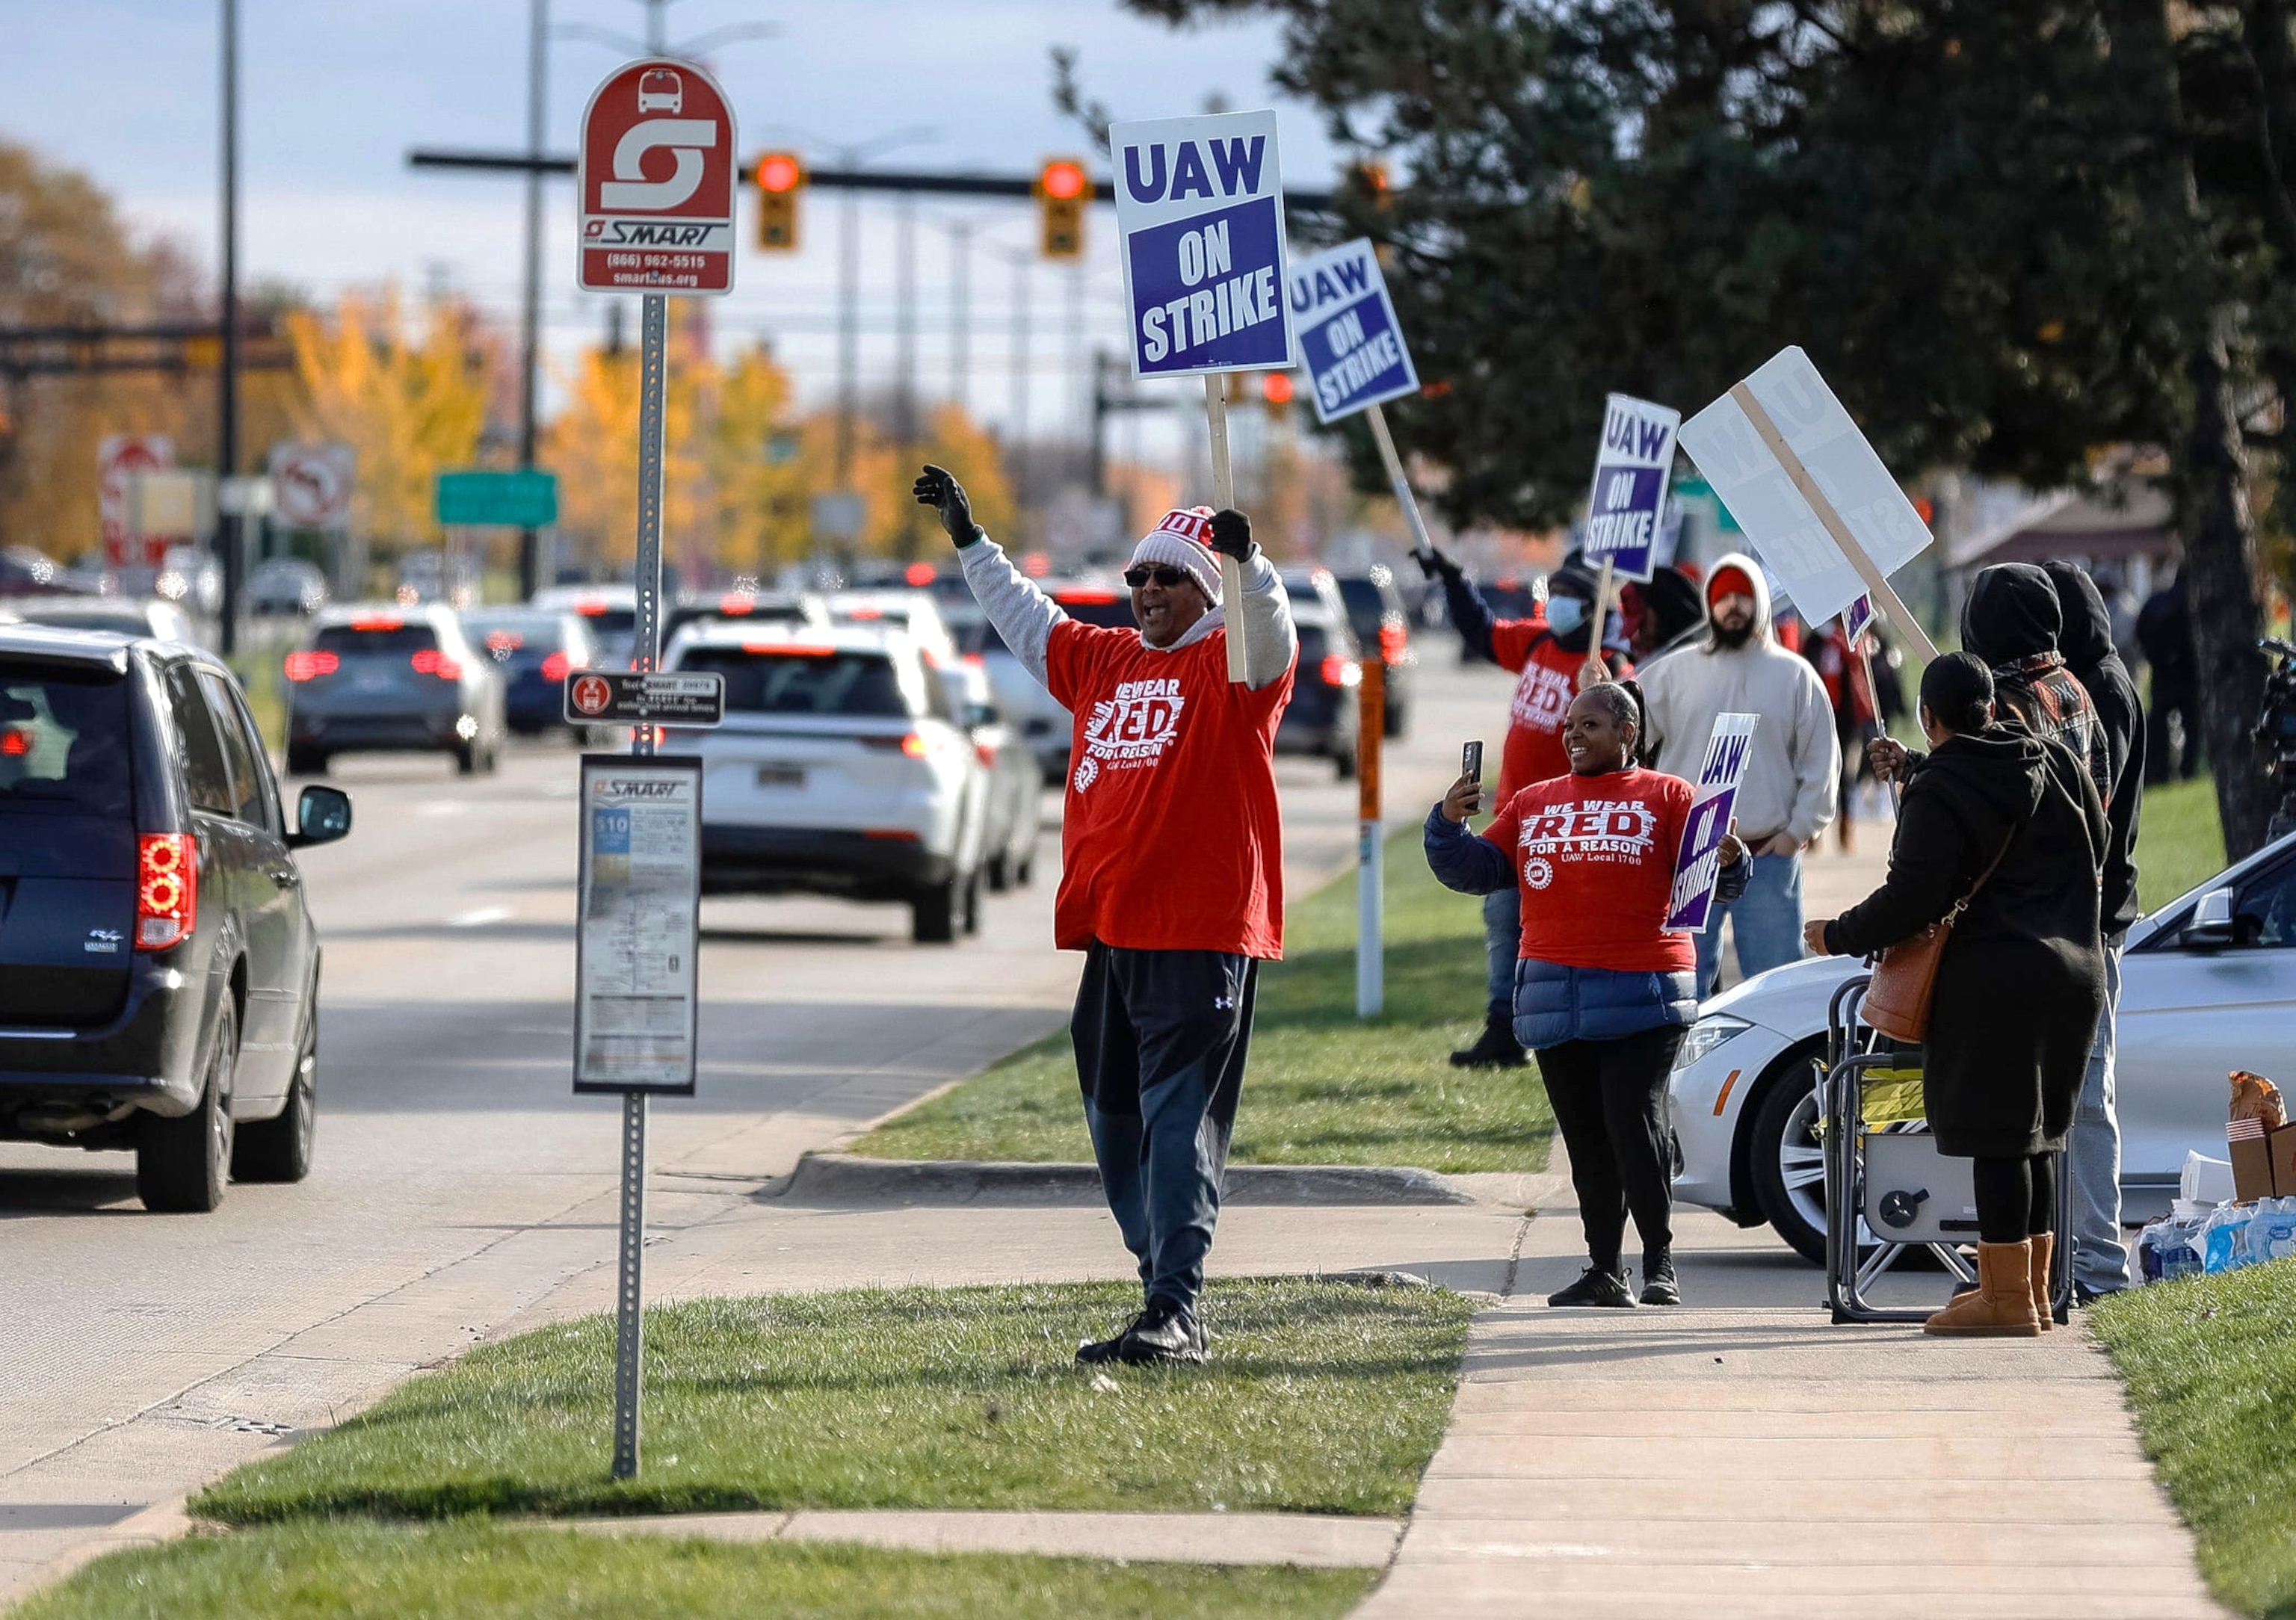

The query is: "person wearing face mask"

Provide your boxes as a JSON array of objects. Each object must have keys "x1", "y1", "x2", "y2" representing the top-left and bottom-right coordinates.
[
  {"x1": 1635, "y1": 555, "x2": 1840, "y2": 997},
  {"x1": 1416, "y1": 545, "x2": 1631, "y2": 1068},
  {"x1": 914, "y1": 465, "x2": 1297, "y2": 1367},
  {"x1": 1425, "y1": 681, "x2": 1749, "y2": 1306}
]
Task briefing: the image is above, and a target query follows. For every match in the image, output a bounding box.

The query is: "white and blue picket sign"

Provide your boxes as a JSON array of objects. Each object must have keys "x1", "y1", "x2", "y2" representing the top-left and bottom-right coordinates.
[
  {"x1": 1111, "y1": 110, "x2": 1294, "y2": 379},
  {"x1": 1287, "y1": 238, "x2": 1419, "y2": 424},
  {"x1": 1582, "y1": 393, "x2": 1681, "y2": 585}
]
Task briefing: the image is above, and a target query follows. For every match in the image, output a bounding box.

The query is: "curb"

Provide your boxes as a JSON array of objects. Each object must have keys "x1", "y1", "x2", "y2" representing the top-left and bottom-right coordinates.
[{"x1": 768, "y1": 1152, "x2": 1478, "y2": 1208}]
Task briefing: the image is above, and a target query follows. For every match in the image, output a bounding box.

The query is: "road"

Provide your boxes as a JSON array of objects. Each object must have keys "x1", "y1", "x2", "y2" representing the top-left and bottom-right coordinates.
[{"x1": 0, "y1": 654, "x2": 1499, "y2": 1598}]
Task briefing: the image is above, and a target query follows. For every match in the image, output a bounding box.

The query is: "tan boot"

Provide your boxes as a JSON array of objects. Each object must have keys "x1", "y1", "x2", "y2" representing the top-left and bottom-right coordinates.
[
  {"x1": 1925, "y1": 1240, "x2": 2043, "y2": 1338},
  {"x1": 2028, "y1": 1233, "x2": 2056, "y2": 1331}
]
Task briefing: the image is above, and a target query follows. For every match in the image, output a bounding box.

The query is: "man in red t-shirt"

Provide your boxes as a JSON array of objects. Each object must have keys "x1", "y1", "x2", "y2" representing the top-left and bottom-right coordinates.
[
  {"x1": 916, "y1": 464, "x2": 1297, "y2": 1366},
  {"x1": 1414, "y1": 546, "x2": 1629, "y2": 1068}
]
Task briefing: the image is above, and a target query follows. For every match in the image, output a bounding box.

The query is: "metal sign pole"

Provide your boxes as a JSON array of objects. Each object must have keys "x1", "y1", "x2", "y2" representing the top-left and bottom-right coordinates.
[
  {"x1": 608, "y1": 290, "x2": 669, "y2": 1483},
  {"x1": 1356, "y1": 658, "x2": 1386, "y2": 1018}
]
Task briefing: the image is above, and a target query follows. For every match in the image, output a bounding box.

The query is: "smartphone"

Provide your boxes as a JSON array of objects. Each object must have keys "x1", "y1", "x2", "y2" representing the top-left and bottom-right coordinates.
[{"x1": 1461, "y1": 741, "x2": 1483, "y2": 784}]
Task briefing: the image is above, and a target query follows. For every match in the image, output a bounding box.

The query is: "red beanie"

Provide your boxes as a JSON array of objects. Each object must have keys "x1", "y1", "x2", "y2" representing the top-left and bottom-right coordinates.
[{"x1": 1708, "y1": 564, "x2": 1756, "y2": 605}]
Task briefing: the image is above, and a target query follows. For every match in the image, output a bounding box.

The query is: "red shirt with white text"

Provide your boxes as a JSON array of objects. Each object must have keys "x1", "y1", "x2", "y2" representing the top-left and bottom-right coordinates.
[
  {"x1": 1483, "y1": 767, "x2": 1694, "y2": 973},
  {"x1": 1045, "y1": 619, "x2": 1295, "y2": 956},
  {"x1": 1488, "y1": 619, "x2": 1629, "y2": 801}
]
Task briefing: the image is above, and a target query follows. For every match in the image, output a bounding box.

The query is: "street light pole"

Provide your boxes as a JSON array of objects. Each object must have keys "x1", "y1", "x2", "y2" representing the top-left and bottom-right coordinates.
[
  {"x1": 517, "y1": 0, "x2": 547, "y2": 599},
  {"x1": 833, "y1": 176, "x2": 860, "y2": 490},
  {"x1": 948, "y1": 220, "x2": 971, "y2": 415},
  {"x1": 217, "y1": 0, "x2": 241, "y2": 655},
  {"x1": 1009, "y1": 250, "x2": 1029, "y2": 521}
]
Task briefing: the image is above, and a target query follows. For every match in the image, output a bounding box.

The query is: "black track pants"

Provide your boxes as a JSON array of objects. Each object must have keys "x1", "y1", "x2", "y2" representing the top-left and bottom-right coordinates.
[{"x1": 1537, "y1": 1024, "x2": 1685, "y2": 1275}]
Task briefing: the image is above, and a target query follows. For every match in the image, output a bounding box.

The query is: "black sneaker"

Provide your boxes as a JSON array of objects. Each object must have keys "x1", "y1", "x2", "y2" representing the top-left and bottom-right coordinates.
[
  {"x1": 1449, "y1": 1011, "x2": 1527, "y2": 1069},
  {"x1": 1547, "y1": 1267, "x2": 1636, "y2": 1308},
  {"x1": 1640, "y1": 1252, "x2": 1681, "y2": 1307},
  {"x1": 1115, "y1": 1296, "x2": 1209, "y2": 1364},
  {"x1": 1076, "y1": 1311, "x2": 1148, "y2": 1364}
]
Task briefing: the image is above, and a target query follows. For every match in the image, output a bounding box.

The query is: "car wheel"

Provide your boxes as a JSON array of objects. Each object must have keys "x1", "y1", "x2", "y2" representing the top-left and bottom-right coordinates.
[
  {"x1": 986, "y1": 851, "x2": 1013, "y2": 893},
  {"x1": 138, "y1": 999, "x2": 236, "y2": 1214},
  {"x1": 1333, "y1": 744, "x2": 1357, "y2": 782},
  {"x1": 455, "y1": 739, "x2": 481, "y2": 775},
  {"x1": 286, "y1": 744, "x2": 328, "y2": 777},
  {"x1": 960, "y1": 869, "x2": 984, "y2": 936},
  {"x1": 1747, "y1": 1045, "x2": 1831, "y2": 1265},
  {"x1": 232, "y1": 1022, "x2": 316, "y2": 1184},
  {"x1": 1015, "y1": 836, "x2": 1037, "y2": 888},
  {"x1": 912, "y1": 878, "x2": 959, "y2": 945},
  {"x1": 1385, "y1": 702, "x2": 1409, "y2": 741}
]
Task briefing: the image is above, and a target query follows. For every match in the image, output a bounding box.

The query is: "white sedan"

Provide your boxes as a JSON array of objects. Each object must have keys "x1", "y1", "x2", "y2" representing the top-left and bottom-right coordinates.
[{"x1": 1670, "y1": 831, "x2": 2296, "y2": 1262}]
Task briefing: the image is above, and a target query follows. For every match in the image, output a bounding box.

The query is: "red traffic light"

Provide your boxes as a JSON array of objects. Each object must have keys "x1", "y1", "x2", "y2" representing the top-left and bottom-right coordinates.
[
  {"x1": 1262, "y1": 373, "x2": 1295, "y2": 404},
  {"x1": 756, "y1": 152, "x2": 803, "y2": 194},
  {"x1": 1039, "y1": 160, "x2": 1087, "y2": 201}
]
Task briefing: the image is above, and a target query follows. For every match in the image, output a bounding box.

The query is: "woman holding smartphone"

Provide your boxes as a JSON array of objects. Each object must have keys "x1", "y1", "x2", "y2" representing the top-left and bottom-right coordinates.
[{"x1": 1426, "y1": 683, "x2": 1747, "y2": 1306}]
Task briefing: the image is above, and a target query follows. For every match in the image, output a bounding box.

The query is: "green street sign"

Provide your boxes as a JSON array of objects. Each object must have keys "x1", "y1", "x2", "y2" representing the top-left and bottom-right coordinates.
[{"x1": 435, "y1": 469, "x2": 558, "y2": 528}]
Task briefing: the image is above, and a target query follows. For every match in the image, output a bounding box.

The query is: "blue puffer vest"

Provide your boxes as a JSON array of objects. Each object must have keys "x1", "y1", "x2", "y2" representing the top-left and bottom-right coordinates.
[{"x1": 1510, "y1": 959, "x2": 1699, "y2": 1051}]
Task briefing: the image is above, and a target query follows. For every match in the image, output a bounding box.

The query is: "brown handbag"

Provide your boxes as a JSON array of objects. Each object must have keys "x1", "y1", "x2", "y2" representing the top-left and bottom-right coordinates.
[{"x1": 1860, "y1": 837, "x2": 2013, "y2": 1044}]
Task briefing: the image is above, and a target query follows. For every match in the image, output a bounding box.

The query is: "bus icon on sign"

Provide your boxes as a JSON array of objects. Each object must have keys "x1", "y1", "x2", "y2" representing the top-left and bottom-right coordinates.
[{"x1": 637, "y1": 69, "x2": 682, "y2": 114}]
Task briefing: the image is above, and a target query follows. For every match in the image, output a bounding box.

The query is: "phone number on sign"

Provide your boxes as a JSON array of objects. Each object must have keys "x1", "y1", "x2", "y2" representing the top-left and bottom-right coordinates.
[{"x1": 605, "y1": 253, "x2": 713, "y2": 270}]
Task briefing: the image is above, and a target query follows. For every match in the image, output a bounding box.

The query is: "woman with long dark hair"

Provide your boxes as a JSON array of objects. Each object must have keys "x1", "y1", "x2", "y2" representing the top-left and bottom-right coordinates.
[
  {"x1": 1806, "y1": 652, "x2": 2106, "y2": 1335},
  {"x1": 1426, "y1": 681, "x2": 1747, "y2": 1307}
]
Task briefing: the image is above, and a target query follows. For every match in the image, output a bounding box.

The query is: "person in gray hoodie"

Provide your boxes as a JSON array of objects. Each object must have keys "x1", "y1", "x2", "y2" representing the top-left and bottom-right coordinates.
[{"x1": 1637, "y1": 554, "x2": 1841, "y2": 995}]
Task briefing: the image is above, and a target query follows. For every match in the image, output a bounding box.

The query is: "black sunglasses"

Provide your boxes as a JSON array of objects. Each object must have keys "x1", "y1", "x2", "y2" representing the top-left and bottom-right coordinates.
[{"x1": 1123, "y1": 565, "x2": 1191, "y2": 589}]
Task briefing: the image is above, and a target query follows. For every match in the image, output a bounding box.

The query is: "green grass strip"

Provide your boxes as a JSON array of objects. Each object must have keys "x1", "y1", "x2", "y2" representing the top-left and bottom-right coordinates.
[
  {"x1": 13, "y1": 1521, "x2": 1374, "y2": 1620},
  {"x1": 191, "y1": 1279, "x2": 1473, "y2": 1526},
  {"x1": 2133, "y1": 775, "x2": 2227, "y2": 915},
  {"x1": 2090, "y1": 1259, "x2": 2296, "y2": 1618},
  {"x1": 854, "y1": 826, "x2": 1554, "y2": 1172}
]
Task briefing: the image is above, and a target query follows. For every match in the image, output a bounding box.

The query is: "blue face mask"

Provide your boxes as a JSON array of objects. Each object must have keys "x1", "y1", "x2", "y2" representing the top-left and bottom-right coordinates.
[{"x1": 1546, "y1": 596, "x2": 1587, "y2": 637}]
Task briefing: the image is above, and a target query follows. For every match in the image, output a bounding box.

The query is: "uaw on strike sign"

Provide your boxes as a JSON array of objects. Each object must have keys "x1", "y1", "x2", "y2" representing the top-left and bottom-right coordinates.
[
  {"x1": 578, "y1": 60, "x2": 737, "y2": 295},
  {"x1": 1111, "y1": 110, "x2": 1293, "y2": 378},
  {"x1": 1288, "y1": 238, "x2": 1419, "y2": 424},
  {"x1": 1583, "y1": 394, "x2": 1680, "y2": 584}
]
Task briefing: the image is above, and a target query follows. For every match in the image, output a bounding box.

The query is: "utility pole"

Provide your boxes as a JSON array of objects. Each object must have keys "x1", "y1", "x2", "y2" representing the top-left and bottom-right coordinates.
[
  {"x1": 948, "y1": 220, "x2": 971, "y2": 414},
  {"x1": 1065, "y1": 264, "x2": 1084, "y2": 451},
  {"x1": 517, "y1": 0, "x2": 546, "y2": 598},
  {"x1": 833, "y1": 179, "x2": 860, "y2": 490},
  {"x1": 895, "y1": 192, "x2": 919, "y2": 551},
  {"x1": 216, "y1": 0, "x2": 242, "y2": 656},
  {"x1": 1008, "y1": 250, "x2": 1029, "y2": 521}
]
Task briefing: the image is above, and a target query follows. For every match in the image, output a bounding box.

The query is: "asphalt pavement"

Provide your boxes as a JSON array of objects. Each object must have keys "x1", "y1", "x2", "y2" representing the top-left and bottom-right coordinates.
[{"x1": 0, "y1": 652, "x2": 1499, "y2": 1601}]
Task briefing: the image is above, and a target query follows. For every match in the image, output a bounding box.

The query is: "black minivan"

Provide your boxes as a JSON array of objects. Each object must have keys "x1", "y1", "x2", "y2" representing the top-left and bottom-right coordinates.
[{"x1": 0, "y1": 625, "x2": 351, "y2": 1211}]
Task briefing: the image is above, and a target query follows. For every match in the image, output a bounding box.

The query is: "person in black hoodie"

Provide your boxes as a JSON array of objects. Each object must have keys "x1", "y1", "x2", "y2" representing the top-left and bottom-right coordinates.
[
  {"x1": 2043, "y1": 560, "x2": 2147, "y2": 1299},
  {"x1": 1809, "y1": 654, "x2": 2107, "y2": 1336}
]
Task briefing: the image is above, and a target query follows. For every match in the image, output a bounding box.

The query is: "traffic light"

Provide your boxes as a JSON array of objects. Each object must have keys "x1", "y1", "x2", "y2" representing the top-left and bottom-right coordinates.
[
  {"x1": 1348, "y1": 160, "x2": 1392, "y2": 209},
  {"x1": 755, "y1": 151, "x2": 805, "y2": 251},
  {"x1": 1261, "y1": 371, "x2": 1294, "y2": 420},
  {"x1": 1036, "y1": 158, "x2": 1089, "y2": 260}
]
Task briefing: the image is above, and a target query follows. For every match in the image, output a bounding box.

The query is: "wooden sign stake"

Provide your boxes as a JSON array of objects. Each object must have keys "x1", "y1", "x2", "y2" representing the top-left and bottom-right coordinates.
[{"x1": 1204, "y1": 373, "x2": 1248, "y2": 684}]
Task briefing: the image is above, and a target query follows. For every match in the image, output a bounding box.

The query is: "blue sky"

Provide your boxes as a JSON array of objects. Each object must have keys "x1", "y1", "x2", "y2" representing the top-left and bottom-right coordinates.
[{"x1": 9, "y1": 0, "x2": 1348, "y2": 443}]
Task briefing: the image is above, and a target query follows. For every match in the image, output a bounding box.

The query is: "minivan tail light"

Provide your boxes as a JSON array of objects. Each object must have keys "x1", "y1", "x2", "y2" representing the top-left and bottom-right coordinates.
[
  {"x1": 410, "y1": 649, "x2": 461, "y2": 680},
  {"x1": 284, "y1": 651, "x2": 339, "y2": 681},
  {"x1": 0, "y1": 727, "x2": 30, "y2": 756},
  {"x1": 136, "y1": 833, "x2": 197, "y2": 950},
  {"x1": 901, "y1": 733, "x2": 931, "y2": 758},
  {"x1": 1320, "y1": 655, "x2": 1357, "y2": 687},
  {"x1": 974, "y1": 739, "x2": 997, "y2": 768},
  {"x1": 541, "y1": 651, "x2": 571, "y2": 682},
  {"x1": 1379, "y1": 622, "x2": 1408, "y2": 664}
]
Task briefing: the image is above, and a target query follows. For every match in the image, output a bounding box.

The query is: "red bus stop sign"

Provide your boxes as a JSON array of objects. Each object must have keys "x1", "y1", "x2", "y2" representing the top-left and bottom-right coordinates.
[{"x1": 577, "y1": 58, "x2": 738, "y2": 296}]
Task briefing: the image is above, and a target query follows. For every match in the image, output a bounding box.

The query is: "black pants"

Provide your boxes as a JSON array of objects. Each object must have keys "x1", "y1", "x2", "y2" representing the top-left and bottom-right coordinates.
[
  {"x1": 1972, "y1": 1152, "x2": 2058, "y2": 1245},
  {"x1": 1071, "y1": 940, "x2": 1258, "y2": 1314},
  {"x1": 1537, "y1": 1024, "x2": 1685, "y2": 1275}
]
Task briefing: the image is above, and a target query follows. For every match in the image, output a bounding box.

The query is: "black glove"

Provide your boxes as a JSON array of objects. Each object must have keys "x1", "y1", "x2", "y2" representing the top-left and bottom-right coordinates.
[
  {"x1": 913, "y1": 464, "x2": 980, "y2": 548},
  {"x1": 1208, "y1": 507, "x2": 1255, "y2": 561},
  {"x1": 1413, "y1": 545, "x2": 1458, "y2": 581}
]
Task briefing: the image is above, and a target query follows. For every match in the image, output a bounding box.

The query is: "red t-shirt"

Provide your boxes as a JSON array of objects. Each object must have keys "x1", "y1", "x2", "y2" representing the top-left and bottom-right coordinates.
[
  {"x1": 1045, "y1": 619, "x2": 1295, "y2": 957},
  {"x1": 1482, "y1": 767, "x2": 1694, "y2": 973},
  {"x1": 1487, "y1": 620, "x2": 1629, "y2": 801}
]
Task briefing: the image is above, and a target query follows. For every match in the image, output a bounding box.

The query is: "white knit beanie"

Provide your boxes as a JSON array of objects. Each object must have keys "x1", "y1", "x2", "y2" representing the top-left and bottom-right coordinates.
[{"x1": 1128, "y1": 507, "x2": 1223, "y2": 605}]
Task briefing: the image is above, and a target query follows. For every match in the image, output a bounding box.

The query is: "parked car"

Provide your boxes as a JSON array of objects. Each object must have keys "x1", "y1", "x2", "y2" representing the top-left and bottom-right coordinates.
[
  {"x1": 1279, "y1": 569, "x2": 1365, "y2": 779},
  {"x1": 660, "y1": 621, "x2": 990, "y2": 943},
  {"x1": 0, "y1": 623, "x2": 352, "y2": 1210},
  {"x1": 1330, "y1": 565, "x2": 1416, "y2": 739},
  {"x1": 1670, "y1": 829, "x2": 2296, "y2": 1264},
  {"x1": 531, "y1": 584, "x2": 640, "y2": 670},
  {"x1": 938, "y1": 652, "x2": 1040, "y2": 891},
  {"x1": 248, "y1": 558, "x2": 330, "y2": 617},
  {"x1": 459, "y1": 608, "x2": 598, "y2": 736},
  {"x1": 824, "y1": 590, "x2": 960, "y2": 665},
  {"x1": 10, "y1": 596, "x2": 202, "y2": 646},
  {"x1": 283, "y1": 605, "x2": 507, "y2": 776}
]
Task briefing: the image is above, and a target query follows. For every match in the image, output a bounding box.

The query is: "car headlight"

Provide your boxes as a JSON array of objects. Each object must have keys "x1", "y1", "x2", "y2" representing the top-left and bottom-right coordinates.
[{"x1": 1673, "y1": 1014, "x2": 1752, "y2": 1072}]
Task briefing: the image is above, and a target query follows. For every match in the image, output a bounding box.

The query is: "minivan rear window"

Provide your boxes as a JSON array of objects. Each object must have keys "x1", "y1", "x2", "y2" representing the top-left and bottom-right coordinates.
[
  {"x1": 674, "y1": 647, "x2": 909, "y2": 717},
  {"x1": 0, "y1": 666, "x2": 130, "y2": 815},
  {"x1": 314, "y1": 621, "x2": 439, "y2": 655}
]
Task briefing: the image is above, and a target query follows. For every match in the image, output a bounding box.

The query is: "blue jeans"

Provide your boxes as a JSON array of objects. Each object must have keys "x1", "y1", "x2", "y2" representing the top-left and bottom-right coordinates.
[
  {"x1": 1483, "y1": 886, "x2": 1521, "y2": 1012},
  {"x1": 2069, "y1": 939, "x2": 2129, "y2": 1294},
  {"x1": 1692, "y1": 852, "x2": 1804, "y2": 998}
]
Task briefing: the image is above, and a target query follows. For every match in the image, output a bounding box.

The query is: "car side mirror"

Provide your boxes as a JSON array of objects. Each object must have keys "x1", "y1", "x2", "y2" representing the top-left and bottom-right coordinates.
[
  {"x1": 2183, "y1": 885, "x2": 2236, "y2": 947},
  {"x1": 289, "y1": 784, "x2": 352, "y2": 848}
]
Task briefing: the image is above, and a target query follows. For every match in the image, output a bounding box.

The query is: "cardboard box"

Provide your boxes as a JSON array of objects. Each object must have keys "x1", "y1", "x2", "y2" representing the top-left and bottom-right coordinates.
[{"x1": 2229, "y1": 1119, "x2": 2296, "y2": 1200}]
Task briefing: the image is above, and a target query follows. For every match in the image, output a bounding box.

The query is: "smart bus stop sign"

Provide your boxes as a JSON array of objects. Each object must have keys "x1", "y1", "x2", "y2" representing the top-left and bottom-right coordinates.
[
  {"x1": 565, "y1": 670, "x2": 725, "y2": 726},
  {"x1": 577, "y1": 59, "x2": 738, "y2": 295}
]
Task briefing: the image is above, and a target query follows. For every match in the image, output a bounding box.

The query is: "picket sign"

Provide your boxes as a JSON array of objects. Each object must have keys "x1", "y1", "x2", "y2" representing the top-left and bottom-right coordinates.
[
  {"x1": 1583, "y1": 394, "x2": 1680, "y2": 585},
  {"x1": 1286, "y1": 238, "x2": 1434, "y2": 561},
  {"x1": 1112, "y1": 110, "x2": 1296, "y2": 685},
  {"x1": 1678, "y1": 348, "x2": 1939, "y2": 661},
  {"x1": 1667, "y1": 713, "x2": 1761, "y2": 933}
]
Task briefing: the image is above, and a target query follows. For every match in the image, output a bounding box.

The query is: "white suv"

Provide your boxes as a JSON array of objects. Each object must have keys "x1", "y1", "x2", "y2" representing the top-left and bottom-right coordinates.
[{"x1": 661, "y1": 622, "x2": 989, "y2": 943}]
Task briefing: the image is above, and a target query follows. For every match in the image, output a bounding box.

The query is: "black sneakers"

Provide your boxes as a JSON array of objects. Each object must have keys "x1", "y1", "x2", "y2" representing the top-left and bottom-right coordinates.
[
  {"x1": 1116, "y1": 1296, "x2": 1209, "y2": 1365},
  {"x1": 1547, "y1": 1267, "x2": 1637, "y2": 1308},
  {"x1": 1640, "y1": 1251, "x2": 1681, "y2": 1307},
  {"x1": 1075, "y1": 1313, "x2": 1145, "y2": 1364},
  {"x1": 1449, "y1": 1009, "x2": 1528, "y2": 1069}
]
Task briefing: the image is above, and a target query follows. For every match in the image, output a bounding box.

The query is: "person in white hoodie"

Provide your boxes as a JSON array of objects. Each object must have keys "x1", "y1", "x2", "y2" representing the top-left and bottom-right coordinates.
[{"x1": 1637, "y1": 555, "x2": 1840, "y2": 995}]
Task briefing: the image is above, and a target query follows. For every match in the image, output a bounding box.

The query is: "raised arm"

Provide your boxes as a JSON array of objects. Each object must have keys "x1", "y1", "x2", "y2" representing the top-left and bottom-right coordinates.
[
  {"x1": 1418, "y1": 547, "x2": 1500, "y2": 665},
  {"x1": 916, "y1": 464, "x2": 1064, "y2": 687},
  {"x1": 1209, "y1": 509, "x2": 1297, "y2": 691}
]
